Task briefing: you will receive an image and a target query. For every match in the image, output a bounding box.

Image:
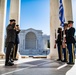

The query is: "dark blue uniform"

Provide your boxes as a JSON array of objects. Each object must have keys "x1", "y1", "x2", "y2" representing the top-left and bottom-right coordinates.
[
  {"x1": 13, "y1": 30, "x2": 20, "y2": 59},
  {"x1": 66, "y1": 27, "x2": 75, "y2": 64}
]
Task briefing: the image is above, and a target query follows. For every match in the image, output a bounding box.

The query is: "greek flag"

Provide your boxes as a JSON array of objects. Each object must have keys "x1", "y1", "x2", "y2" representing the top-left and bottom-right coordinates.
[{"x1": 59, "y1": 0, "x2": 65, "y2": 27}]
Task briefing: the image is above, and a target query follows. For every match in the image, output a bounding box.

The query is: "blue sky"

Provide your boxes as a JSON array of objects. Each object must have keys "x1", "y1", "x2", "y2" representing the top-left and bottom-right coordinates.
[
  {"x1": 20, "y1": 0, "x2": 50, "y2": 35},
  {"x1": 72, "y1": 0, "x2": 76, "y2": 35},
  {"x1": 6, "y1": 0, "x2": 76, "y2": 35}
]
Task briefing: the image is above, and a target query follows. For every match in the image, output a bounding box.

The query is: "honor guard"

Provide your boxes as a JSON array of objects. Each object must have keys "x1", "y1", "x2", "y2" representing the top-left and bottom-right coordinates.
[
  {"x1": 66, "y1": 20, "x2": 75, "y2": 64},
  {"x1": 62, "y1": 23, "x2": 68, "y2": 62},
  {"x1": 13, "y1": 25, "x2": 20, "y2": 60},
  {"x1": 56, "y1": 27, "x2": 63, "y2": 61}
]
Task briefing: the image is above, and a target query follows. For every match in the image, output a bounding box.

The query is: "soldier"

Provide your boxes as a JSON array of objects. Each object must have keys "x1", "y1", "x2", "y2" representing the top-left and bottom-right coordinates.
[
  {"x1": 13, "y1": 25, "x2": 20, "y2": 60},
  {"x1": 56, "y1": 27, "x2": 63, "y2": 61},
  {"x1": 62, "y1": 23, "x2": 68, "y2": 62},
  {"x1": 66, "y1": 20, "x2": 75, "y2": 64},
  {"x1": 5, "y1": 19, "x2": 16, "y2": 66}
]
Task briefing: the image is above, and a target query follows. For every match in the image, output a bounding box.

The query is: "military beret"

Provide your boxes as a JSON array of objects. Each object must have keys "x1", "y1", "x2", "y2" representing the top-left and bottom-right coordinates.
[
  {"x1": 64, "y1": 23, "x2": 68, "y2": 27},
  {"x1": 58, "y1": 27, "x2": 62, "y2": 30},
  {"x1": 10, "y1": 19, "x2": 16, "y2": 22},
  {"x1": 16, "y1": 25, "x2": 19, "y2": 26},
  {"x1": 68, "y1": 20, "x2": 74, "y2": 24}
]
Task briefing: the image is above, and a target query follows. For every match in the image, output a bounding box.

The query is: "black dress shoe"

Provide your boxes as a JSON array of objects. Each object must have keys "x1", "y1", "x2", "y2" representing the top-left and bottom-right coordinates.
[
  {"x1": 13, "y1": 58, "x2": 18, "y2": 60},
  {"x1": 67, "y1": 62, "x2": 75, "y2": 65},
  {"x1": 5, "y1": 62, "x2": 14, "y2": 66},
  {"x1": 57, "y1": 59, "x2": 61, "y2": 61},
  {"x1": 61, "y1": 60, "x2": 67, "y2": 62}
]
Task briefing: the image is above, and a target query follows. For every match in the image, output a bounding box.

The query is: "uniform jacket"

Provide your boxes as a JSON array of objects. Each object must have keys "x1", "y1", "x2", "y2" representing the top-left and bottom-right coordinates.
[
  {"x1": 66, "y1": 27, "x2": 75, "y2": 44},
  {"x1": 5, "y1": 24, "x2": 16, "y2": 45},
  {"x1": 56, "y1": 32, "x2": 62, "y2": 45},
  {"x1": 15, "y1": 30, "x2": 20, "y2": 44}
]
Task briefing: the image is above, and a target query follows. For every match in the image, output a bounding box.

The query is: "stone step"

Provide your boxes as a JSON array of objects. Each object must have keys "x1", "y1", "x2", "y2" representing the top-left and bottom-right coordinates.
[{"x1": 19, "y1": 49, "x2": 50, "y2": 55}]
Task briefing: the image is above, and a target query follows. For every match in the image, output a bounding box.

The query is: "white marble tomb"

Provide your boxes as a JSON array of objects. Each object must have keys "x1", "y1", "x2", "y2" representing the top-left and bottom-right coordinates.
[{"x1": 19, "y1": 28, "x2": 50, "y2": 55}]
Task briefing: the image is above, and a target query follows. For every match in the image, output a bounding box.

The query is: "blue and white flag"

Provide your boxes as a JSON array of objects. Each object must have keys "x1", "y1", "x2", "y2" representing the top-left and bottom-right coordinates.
[{"x1": 59, "y1": 0, "x2": 65, "y2": 27}]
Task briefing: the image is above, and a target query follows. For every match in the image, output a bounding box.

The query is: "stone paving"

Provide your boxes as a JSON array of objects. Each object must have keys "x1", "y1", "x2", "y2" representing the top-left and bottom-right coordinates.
[{"x1": 0, "y1": 58, "x2": 74, "y2": 75}]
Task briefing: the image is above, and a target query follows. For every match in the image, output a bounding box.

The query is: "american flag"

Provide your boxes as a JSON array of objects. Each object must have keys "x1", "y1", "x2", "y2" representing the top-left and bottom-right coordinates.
[{"x1": 59, "y1": 0, "x2": 65, "y2": 27}]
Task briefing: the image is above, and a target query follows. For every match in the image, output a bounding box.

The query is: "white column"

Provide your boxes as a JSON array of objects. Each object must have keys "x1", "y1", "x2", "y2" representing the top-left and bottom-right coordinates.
[
  {"x1": 47, "y1": 0, "x2": 60, "y2": 59},
  {"x1": 9, "y1": 0, "x2": 21, "y2": 24},
  {"x1": 0, "y1": 0, "x2": 7, "y2": 58},
  {"x1": 9, "y1": 0, "x2": 21, "y2": 59},
  {"x1": 63, "y1": 0, "x2": 73, "y2": 21}
]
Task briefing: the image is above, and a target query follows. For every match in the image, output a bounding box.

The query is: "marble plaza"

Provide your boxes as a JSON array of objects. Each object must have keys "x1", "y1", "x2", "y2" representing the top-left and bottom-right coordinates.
[{"x1": 0, "y1": 58, "x2": 76, "y2": 75}]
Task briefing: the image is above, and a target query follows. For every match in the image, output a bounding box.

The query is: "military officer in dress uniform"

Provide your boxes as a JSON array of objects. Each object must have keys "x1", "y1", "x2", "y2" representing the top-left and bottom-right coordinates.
[
  {"x1": 66, "y1": 20, "x2": 75, "y2": 64},
  {"x1": 62, "y1": 23, "x2": 68, "y2": 62},
  {"x1": 5, "y1": 19, "x2": 16, "y2": 66},
  {"x1": 13, "y1": 25, "x2": 20, "y2": 60},
  {"x1": 56, "y1": 27, "x2": 63, "y2": 61}
]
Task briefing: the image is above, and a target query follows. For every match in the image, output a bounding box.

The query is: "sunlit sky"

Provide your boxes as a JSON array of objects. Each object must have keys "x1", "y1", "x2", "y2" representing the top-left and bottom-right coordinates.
[
  {"x1": 72, "y1": 0, "x2": 76, "y2": 35},
  {"x1": 6, "y1": 0, "x2": 76, "y2": 35}
]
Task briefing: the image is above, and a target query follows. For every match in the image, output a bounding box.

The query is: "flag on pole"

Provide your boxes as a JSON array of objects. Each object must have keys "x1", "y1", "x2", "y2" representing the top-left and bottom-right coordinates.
[{"x1": 59, "y1": 0, "x2": 65, "y2": 27}]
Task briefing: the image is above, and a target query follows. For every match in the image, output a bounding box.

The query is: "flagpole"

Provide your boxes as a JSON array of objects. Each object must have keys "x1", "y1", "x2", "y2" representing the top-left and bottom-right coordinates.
[{"x1": 59, "y1": 0, "x2": 65, "y2": 60}]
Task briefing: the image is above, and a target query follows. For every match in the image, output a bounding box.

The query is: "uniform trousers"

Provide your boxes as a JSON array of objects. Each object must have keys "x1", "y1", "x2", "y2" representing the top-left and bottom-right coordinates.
[
  {"x1": 57, "y1": 43, "x2": 62, "y2": 60},
  {"x1": 67, "y1": 43, "x2": 75, "y2": 63},
  {"x1": 5, "y1": 42, "x2": 14, "y2": 64}
]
